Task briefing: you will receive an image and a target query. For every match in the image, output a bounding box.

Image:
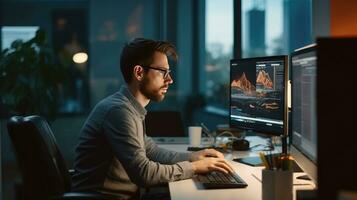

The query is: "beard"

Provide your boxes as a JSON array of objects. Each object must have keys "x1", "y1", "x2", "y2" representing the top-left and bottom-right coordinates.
[{"x1": 139, "y1": 76, "x2": 167, "y2": 102}]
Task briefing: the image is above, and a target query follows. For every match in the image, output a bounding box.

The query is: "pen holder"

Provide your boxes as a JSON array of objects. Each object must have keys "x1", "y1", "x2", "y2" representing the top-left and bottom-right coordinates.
[{"x1": 262, "y1": 169, "x2": 293, "y2": 200}]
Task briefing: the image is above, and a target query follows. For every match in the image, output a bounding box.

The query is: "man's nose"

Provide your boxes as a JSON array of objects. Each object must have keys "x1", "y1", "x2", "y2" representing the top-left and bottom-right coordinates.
[{"x1": 165, "y1": 73, "x2": 173, "y2": 84}]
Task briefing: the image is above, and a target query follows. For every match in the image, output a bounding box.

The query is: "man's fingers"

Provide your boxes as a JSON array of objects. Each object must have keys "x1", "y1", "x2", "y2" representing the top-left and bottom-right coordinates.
[
  {"x1": 213, "y1": 150, "x2": 224, "y2": 158},
  {"x1": 215, "y1": 162, "x2": 234, "y2": 173},
  {"x1": 208, "y1": 158, "x2": 234, "y2": 173},
  {"x1": 208, "y1": 165, "x2": 229, "y2": 174},
  {"x1": 192, "y1": 157, "x2": 236, "y2": 174},
  {"x1": 205, "y1": 149, "x2": 224, "y2": 158},
  {"x1": 217, "y1": 159, "x2": 234, "y2": 171},
  {"x1": 225, "y1": 161, "x2": 234, "y2": 171}
]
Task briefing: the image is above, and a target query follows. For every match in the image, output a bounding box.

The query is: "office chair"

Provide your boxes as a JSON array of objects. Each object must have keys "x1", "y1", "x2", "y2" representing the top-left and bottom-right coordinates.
[
  {"x1": 7, "y1": 115, "x2": 117, "y2": 200},
  {"x1": 145, "y1": 111, "x2": 185, "y2": 137}
]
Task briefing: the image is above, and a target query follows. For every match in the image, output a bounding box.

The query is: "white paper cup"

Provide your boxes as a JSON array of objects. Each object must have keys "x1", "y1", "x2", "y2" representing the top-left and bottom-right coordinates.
[{"x1": 189, "y1": 126, "x2": 202, "y2": 147}]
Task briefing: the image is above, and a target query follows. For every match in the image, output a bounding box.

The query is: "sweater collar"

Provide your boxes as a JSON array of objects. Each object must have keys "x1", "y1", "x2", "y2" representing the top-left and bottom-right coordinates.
[{"x1": 120, "y1": 85, "x2": 147, "y2": 119}]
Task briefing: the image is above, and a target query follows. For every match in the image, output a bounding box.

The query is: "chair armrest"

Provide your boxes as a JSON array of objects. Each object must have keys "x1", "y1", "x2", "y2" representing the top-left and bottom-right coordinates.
[
  {"x1": 143, "y1": 182, "x2": 170, "y2": 199},
  {"x1": 144, "y1": 182, "x2": 168, "y2": 193}
]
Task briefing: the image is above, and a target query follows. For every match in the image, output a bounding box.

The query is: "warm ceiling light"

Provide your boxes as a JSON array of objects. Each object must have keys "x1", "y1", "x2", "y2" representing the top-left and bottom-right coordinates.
[{"x1": 73, "y1": 52, "x2": 88, "y2": 63}]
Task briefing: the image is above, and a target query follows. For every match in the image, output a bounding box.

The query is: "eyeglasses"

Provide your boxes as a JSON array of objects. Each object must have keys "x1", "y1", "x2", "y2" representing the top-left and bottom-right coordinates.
[{"x1": 141, "y1": 66, "x2": 172, "y2": 79}]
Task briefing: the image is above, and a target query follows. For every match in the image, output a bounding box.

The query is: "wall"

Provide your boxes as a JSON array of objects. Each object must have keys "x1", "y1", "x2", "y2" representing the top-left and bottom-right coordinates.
[
  {"x1": 88, "y1": 0, "x2": 161, "y2": 106},
  {"x1": 312, "y1": 0, "x2": 330, "y2": 38},
  {"x1": 331, "y1": 0, "x2": 357, "y2": 36},
  {"x1": 313, "y1": 0, "x2": 357, "y2": 38}
]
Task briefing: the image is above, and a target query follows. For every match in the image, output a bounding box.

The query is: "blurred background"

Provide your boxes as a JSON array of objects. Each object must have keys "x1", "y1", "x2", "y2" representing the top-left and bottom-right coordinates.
[{"x1": 0, "y1": 0, "x2": 318, "y2": 199}]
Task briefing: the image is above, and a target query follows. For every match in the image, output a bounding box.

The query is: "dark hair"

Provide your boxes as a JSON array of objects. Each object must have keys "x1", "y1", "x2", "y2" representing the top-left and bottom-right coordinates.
[{"x1": 120, "y1": 38, "x2": 178, "y2": 83}]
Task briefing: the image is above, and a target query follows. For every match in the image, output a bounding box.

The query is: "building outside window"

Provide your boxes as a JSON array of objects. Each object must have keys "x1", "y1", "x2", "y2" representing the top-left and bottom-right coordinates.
[
  {"x1": 242, "y1": 0, "x2": 312, "y2": 57},
  {"x1": 203, "y1": 0, "x2": 312, "y2": 114},
  {"x1": 204, "y1": 0, "x2": 233, "y2": 114}
]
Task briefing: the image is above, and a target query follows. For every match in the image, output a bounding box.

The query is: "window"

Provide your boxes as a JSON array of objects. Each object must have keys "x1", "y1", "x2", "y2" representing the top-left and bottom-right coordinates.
[
  {"x1": 204, "y1": 0, "x2": 234, "y2": 112},
  {"x1": 1, "y1": 26, "x2": 39, "y2": 50},
  {"x1": 1, "y1": 2, "x2": 90, "y2": 115},
  {"x1": 242, "y1": 0, "x2": 313, "y2": 57},
  {"x1": 203, "y1": 0, "x2": 313, "y2": 115}
]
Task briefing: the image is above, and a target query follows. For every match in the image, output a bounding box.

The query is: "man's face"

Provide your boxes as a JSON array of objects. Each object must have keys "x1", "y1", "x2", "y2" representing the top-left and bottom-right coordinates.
[{"x1": 139, "y1": 52, "x2": 173, "y2": 102}]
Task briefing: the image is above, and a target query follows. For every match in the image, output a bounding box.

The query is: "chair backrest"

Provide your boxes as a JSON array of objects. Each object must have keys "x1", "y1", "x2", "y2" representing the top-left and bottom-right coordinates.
[
  {"x1": 7, "y1": 115, "x2": 71, "y2": 199},
  {"x1": 145, "y1": 111, "x2": 185, "y2": 137}
]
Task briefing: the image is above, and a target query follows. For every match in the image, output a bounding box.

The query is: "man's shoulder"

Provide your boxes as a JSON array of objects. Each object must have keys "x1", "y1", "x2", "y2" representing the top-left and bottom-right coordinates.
[
  {"x1": 94, "y1": 93, "x2": 121, "y2": 110},
  {"x1": 96, "y1": 92, "x2": 135, "y2": 115}
]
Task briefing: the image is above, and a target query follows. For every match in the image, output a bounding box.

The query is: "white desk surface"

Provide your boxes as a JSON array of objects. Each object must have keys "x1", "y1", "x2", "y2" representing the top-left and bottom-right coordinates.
[{"x1": 158, "y1": 136, "x2": 316, "y2": 200}]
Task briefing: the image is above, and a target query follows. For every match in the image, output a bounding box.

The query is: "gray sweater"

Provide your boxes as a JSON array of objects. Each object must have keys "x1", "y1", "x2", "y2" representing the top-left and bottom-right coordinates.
[{"x1": 72, "y1": 85, "x2": 194, "y2": 199}]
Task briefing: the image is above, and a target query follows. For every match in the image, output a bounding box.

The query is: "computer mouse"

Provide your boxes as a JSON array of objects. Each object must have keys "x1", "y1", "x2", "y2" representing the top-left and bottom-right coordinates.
[{"x1": 232, "y1": 139, "x2": 250, "y2": 151}]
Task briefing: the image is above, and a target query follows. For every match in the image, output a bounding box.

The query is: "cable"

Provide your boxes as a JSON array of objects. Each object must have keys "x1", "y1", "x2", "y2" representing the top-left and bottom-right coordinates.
[
  {"x1": 215, "y1": 130, "x2": 236, "y2": 139},
  {"x1": 213, "y1": 131, "x2": 240, "y2": 150}
]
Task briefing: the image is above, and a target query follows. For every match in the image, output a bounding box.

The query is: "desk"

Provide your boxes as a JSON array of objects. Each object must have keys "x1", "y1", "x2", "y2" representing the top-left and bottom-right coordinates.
[{"x1": 158, "y1": 136, "x2": 315, "y2": 200}]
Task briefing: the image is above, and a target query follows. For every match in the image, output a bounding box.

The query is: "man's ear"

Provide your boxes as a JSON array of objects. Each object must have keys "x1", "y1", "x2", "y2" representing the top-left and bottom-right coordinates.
[{"x1": 133, "y1": 65, "x2": 144, "y2": 81}]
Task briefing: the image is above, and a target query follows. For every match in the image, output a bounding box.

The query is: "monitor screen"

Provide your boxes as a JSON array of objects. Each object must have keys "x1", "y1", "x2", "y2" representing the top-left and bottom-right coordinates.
[
  {"x1": 230, "y1": 55, "x2": 288, "y2": 136},
  {"x1": 291, "y1": 44, "x2": 317, "y2": 183}
]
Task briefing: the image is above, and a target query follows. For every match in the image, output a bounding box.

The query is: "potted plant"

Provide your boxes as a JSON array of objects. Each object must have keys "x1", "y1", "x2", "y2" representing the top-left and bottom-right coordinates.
[{"x1": 0, "y1": 29, "x2": 68, "y2": 119}]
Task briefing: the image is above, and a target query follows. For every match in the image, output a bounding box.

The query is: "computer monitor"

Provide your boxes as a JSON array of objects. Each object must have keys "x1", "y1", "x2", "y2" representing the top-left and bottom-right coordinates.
[
  {"x1": 230, "y1": 55, "x2": 288, "y2": 137},
  {"x1": 290, "y1": 44, "x2": 317, "y2": 184},
  {"x1": 316, "y1": 38, "x2": 357, "y2": 199}
]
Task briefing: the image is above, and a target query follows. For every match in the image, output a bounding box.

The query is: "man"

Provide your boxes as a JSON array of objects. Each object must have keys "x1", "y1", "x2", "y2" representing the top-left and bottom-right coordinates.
[{"x1": 72, "y1": 38, "x2": 233, "y2": 199}]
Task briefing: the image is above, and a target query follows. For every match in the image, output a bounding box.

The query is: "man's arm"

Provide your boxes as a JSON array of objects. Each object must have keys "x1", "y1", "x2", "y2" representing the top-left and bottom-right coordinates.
[
  {"x1": 103, "y1": 107, "x2": 194, "y2": 187},
  {"x1": 145, "y1": 134, "x2": 226, "y2": 164},
  {"x1": 144, "y1": 136, "x2": 190, "y2": 164}
]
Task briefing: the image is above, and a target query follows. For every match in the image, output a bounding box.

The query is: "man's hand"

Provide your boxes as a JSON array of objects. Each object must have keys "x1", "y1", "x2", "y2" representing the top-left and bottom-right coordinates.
[
  {"x1": 189, "y1": 148, "x2": 224, "y2": 161},
  {"x1": 191, "y1": 157, "x2": 234, "y2": 174}
]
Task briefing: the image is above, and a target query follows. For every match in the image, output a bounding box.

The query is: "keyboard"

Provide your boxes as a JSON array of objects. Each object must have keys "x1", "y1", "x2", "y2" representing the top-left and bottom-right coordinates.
[
  {"x1": 187, "y1": 146, "x2": 227, "y2": 153},
  {"x1": 151, "y1": 137, "x2": 188, "y2": 144},
  {"x1": 194, "y1": 171, "x2": 248, "y2": 189}
]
